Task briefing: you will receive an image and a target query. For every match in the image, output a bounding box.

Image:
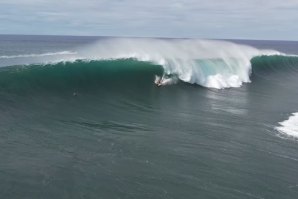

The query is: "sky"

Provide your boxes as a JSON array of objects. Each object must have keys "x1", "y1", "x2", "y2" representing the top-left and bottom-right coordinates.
[{"x1": 0, "y1": 0, "x2": 298, "y2": 40}]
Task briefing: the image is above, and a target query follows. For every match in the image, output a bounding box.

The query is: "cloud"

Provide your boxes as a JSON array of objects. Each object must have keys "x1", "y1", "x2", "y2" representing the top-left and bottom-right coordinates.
[{"x1": 0, "y1": 0, "x2": 297, "y2": 40}]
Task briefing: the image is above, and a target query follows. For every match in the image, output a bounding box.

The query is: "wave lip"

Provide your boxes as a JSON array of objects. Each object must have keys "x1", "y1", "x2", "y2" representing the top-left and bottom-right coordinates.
[{"x1": 276, "y1": 113, "x2": 298, "y2": 138}]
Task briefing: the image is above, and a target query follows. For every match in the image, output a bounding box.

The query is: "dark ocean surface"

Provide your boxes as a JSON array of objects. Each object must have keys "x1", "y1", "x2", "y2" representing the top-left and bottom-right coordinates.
[{"x1": 0, "y1": 35, "x2": 298, "y2": 199}]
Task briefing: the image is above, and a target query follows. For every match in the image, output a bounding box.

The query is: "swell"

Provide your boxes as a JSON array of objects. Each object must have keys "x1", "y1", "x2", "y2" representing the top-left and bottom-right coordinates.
[
  {"x1": 0, "y1": 55, "x2": 297, "y2": 95},
  {"x1": 251, "y1": 55, "x2": 298, "y2": 74}
]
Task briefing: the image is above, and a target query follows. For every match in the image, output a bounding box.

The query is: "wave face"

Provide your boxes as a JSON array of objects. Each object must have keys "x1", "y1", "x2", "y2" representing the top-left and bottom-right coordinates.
[
  {"x1": 251, "y1": 55, "x2": 298, "y2": 72},
  {"x1": 276, "y1": 113, "x2": 298, "y2": 138},
  {"x1": 0, "y1": 59, "x2": 163, "y2": 93}
]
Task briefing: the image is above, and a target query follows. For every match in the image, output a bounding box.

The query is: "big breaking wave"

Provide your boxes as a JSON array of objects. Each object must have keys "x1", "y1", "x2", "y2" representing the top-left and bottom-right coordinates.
[
  {"x1": 0, "y1": 38, "x2": 292, "y2": 89},
  {"x1": 78, "y1": 38, "x2": 283, "y2": 89}
]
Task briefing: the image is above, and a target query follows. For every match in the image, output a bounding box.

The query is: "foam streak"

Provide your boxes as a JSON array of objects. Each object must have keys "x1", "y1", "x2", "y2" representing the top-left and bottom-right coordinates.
[{"x1": 0, "y1": 51, "x2": 77, "y2": 59}]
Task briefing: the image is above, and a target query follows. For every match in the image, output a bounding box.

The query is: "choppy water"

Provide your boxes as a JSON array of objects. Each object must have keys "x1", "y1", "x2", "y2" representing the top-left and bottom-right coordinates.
[{"x1": 0, "y1": 35, "x2": 298, "y2": 199}]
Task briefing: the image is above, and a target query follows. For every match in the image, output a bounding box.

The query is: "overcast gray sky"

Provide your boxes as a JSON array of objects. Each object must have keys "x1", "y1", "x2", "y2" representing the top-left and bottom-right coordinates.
[{"x1": 0, "y1": 0, "x2": 297, "y2": 40}]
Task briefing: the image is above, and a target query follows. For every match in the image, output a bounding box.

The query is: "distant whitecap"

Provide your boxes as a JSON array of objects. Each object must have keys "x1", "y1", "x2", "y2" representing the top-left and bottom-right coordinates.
[{"x1": 276, "y1": 113, "x2": 298, "y2": 138}]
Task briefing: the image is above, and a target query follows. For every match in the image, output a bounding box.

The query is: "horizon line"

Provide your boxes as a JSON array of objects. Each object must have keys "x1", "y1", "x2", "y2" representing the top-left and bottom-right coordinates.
[{"x1": 0, "y1": 33, "x2": 297, "y2": 42}]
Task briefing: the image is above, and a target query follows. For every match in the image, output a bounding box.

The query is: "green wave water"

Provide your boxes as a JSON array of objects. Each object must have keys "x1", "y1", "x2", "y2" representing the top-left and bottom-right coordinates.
[
  {"x1": 251, "y1": 55, "x2": 298, "y2": 73},
  {"x1": 0, "y1": 59, "x2": 162, "y2": 93}
]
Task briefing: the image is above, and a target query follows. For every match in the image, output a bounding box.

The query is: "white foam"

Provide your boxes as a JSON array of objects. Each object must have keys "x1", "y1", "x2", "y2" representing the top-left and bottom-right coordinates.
[
  {"x1": 276, "y1": 113, "x2": 298, "y2": 138},
  {"x1": 79, "y1": 38, "x2": 281, "y2": 89}
]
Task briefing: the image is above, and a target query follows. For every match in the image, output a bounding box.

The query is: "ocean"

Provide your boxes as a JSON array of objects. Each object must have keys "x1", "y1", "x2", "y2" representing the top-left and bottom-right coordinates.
[{"x1": 0, "y1": 35, "x2": 298, "y2": 199}]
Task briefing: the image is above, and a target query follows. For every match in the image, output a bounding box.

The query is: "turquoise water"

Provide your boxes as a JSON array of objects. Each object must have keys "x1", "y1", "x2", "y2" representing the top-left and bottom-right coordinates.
[{"x1": 0, "y1": 35, "x2": 298, "y2": 199}]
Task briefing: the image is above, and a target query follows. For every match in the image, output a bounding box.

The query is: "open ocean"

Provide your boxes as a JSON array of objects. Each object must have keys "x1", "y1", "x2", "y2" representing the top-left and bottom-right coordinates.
[{"x1": 0, "y1": 35, "x2": 298, "y2": 199}]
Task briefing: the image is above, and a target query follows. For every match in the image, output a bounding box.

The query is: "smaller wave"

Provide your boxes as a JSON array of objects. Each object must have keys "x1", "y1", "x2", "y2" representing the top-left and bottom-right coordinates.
[
  {"x1": 0, "y1": 51, "x2": 77, "y2": 59},
  {"x1": 275, "y1": 113, "x2": 298, "y2": 139}
]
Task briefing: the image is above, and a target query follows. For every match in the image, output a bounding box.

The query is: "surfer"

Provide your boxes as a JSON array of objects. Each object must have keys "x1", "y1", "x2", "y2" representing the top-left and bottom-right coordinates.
[
  {"x1": 155, "y1": 75, "x2": 164, "y2": 87},
  {"x1": 157, "y1": 79, "x2": 162, "y2": 87},
  {"x1": 155, "y1": 74, "x2": 177, "y2": 87}
]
